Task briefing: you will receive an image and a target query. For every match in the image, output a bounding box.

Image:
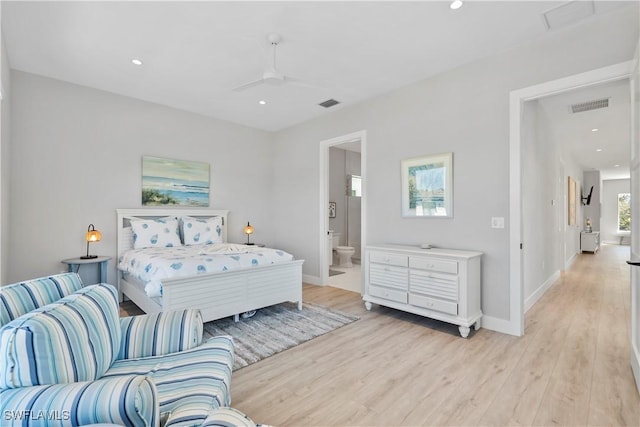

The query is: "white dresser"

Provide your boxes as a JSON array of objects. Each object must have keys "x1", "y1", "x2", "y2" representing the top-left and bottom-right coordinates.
[
  {"x1": 580, "y1": 231, "x2": 600, "y2": 253},
  {"x1": 363, "y1": 244, "x2": 483, "y2": 338}
]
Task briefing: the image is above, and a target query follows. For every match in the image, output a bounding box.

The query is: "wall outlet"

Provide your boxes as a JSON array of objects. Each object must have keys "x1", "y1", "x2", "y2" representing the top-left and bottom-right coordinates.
[{"x1": 491, "y1": 217, "x2": 505, "y2": 229}]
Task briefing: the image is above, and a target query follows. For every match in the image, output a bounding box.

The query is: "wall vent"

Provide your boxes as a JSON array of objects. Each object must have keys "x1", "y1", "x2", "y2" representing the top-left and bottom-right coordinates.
[
  {"x1": 570, "y1": 98, "x2": 609, "y2": 114},
  {"x1": 318, "y1": 99, "x2": 340, "y2": 108}
]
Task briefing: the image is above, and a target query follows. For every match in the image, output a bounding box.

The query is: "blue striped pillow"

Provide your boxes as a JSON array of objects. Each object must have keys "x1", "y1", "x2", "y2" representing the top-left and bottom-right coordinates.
[{"x1": 0, "y1": 284, "x2": 121, "y2": 389}]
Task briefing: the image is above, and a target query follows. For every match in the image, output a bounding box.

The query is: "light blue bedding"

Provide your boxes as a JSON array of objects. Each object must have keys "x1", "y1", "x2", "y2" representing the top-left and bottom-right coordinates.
[{"x1": 118, "y1": 243, "x2": 294, "y2": 297}]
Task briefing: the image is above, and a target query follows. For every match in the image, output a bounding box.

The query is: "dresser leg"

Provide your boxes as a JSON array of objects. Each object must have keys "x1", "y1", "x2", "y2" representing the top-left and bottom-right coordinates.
[
  {"x1": 364, "y1": 301, "x2": 372, "y2": 311},
  {"x1": 458, "y1": 325, "x2": 470, "y2": 338}
]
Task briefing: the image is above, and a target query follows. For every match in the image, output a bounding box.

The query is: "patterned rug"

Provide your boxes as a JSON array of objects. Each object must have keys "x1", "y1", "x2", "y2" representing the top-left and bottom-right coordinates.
[{"x1": 203, "y1": 302, "x2": 359, "y2": 370}]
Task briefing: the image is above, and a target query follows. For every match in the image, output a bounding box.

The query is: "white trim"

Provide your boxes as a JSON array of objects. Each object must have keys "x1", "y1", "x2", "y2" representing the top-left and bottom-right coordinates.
[
  {"x1": 302, "y1": 274, "x2": 323, "y2": 286},
  {"x1": 524, "y1": 270, "x2": 561, "y2": 313},
  {"x1": 319, "y1": 130, "x2": 367, "y2": 286},
  {"x1": 509, "y1": 61, "x2": 632, "y2": 337},
  {"x1": 564, "y1": 252, "x2": 578, "y2": 271},
  {"x1": 481, "y1": 315, "x2": 520, "y2": 336}
]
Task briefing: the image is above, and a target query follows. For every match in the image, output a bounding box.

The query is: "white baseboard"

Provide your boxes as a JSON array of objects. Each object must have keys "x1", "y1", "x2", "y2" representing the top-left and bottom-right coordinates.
[
  {"x1": 302, "y1": 274, "x2": 323, "y2": 286},
  {"x1": 524, "y1": 270, "x2": 560, "y2": 313},
  {"x1": 481, "y1": 315, "x2": 522, "y2": 336},
  {"x1": 565, "y1": 252, "x2": 578, "y2": 270},
  {"x1": 632, "y1": 344, "x2": 640, "y2": 395}
]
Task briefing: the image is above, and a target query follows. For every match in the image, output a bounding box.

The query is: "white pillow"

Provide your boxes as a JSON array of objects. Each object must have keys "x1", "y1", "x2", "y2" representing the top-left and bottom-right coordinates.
[
  {"x1": 131, "y1": 217, "x2": 182, "y2": 249},
  {"x1": 180, "y1": 216, "x2": 223, "y2": 246}
]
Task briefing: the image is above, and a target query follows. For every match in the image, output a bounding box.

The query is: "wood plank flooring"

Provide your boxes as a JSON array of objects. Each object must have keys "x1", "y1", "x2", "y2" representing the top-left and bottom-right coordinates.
[{"x1": 231, "y1": 244, "x2": 640, "y2": 426}]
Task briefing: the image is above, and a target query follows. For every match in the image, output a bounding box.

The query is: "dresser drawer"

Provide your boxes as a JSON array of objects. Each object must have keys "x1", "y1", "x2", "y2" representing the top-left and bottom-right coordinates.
[
  {"x1": 369, "y1": 285, "x2": 407, "y2": 304},
  {"x1": 410, "y1": 270, "x2": 458, "y2": 301},
  {"x1": 369, "y1": 263, "x2": 409, "y2": 290},
  {"x1": 409, "y1": 257, "x2": 458, "y2": 274},
  {"x1": 369, "y1": 252, "x2": 408, "y2": 267},
  {"x1": 409, "y1": 294, "x2": 458, "y2": 315}
]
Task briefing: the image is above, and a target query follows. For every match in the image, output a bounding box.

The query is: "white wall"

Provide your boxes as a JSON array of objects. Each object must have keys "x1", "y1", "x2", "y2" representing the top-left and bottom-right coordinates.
[
  {"x1": 7, "y1": 71, "x2": 274, "y2": 284},
  {"x1": 601, "y1": 178, "x2": 631, "y2": 243},
  {"x1": 0, "y1": 11, "x2": 10, "y2": 284},
  {"x1": 328, "y1": 147, "x2": 347, "y2": 244},
  {"x1": 271, "y1": 6, "x2": 637, "y2": 322}
]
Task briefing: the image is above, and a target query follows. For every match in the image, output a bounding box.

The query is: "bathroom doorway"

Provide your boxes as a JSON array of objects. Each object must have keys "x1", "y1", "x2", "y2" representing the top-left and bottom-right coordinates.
[{"x1": 319, "y1": 131, "x2": 366, "y2": 294}]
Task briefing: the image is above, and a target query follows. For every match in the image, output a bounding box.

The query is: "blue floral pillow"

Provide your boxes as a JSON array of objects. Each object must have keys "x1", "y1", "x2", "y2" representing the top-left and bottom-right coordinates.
[
  {"x1": 131, "y1": 217, "x2": 182, "y2": 249},
  {"x1": 181, "y1": 216, "x2": 223, "y2": 246}
]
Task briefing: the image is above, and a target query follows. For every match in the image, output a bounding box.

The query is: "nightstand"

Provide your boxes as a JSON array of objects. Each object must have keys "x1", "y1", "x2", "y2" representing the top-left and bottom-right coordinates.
[{"x1": 61, "y1": 256, "x2": 111, "y2": 284}]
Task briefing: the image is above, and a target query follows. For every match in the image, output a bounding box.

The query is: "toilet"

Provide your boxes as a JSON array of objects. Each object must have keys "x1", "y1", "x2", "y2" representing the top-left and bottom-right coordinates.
[{"x1": 331, "y1": 232, "x2": 356, "y2": 268}]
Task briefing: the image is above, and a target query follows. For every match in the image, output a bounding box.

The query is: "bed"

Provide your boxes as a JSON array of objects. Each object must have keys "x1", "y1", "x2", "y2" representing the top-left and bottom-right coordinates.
[{"x1": 116, "y1": 208, "x2": 304, "y2": 323}]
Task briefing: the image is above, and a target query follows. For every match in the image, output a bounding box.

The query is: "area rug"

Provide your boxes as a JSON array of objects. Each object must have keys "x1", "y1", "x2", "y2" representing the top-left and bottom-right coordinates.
[
  {"x1": 329, "y1": 269, "x2": 345, "y2": 276},
  {"x1": 203, "y1": 302, "x2": 359, "y2": 370}
]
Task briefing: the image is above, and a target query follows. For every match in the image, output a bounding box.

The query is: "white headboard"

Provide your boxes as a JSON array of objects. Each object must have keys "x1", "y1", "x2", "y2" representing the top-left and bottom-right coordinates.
[{"x1": 116, "y1": 208, "x2": 229, "y2": 256}]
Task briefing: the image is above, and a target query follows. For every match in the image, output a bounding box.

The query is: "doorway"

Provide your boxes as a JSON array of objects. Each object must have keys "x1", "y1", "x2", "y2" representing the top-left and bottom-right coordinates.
[
  {"x1": 510, "y1": 61, "x2": 633, "y2": 336},
  {"x1": 319, "y1": 130, "x2": 366, "y2": 293}
]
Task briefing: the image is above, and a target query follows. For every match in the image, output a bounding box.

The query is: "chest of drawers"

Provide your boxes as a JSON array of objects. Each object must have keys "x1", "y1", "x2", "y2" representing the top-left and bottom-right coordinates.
[{"x1": 363, "y1": 244, "x2": 483, "y2": 337}]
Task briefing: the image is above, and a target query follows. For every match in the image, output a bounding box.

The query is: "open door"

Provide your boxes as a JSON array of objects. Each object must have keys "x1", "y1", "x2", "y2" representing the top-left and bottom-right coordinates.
[{"x1": 628, "y1": 39, "x2": 640, "y2": 394}]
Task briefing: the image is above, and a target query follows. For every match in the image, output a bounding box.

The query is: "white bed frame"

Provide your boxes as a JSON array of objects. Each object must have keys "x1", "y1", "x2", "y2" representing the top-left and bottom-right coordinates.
[{"x1": 116, "y1": 208, "x2": 303, "y2": 323}]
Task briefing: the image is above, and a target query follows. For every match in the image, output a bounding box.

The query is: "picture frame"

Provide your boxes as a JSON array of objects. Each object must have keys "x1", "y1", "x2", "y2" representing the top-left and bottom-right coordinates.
[
  {"x1": 328, "y1": 201, "x2": 336, "y2": 218},
  {"x1": 142, "y1": 156, "x2": 210, "y2": 207},
  {"x1": 401, "y1": 152, "x2": 453, "y2": 218}
]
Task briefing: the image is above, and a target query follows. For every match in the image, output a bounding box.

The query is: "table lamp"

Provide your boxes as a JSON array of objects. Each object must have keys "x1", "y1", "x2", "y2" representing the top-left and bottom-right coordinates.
[
  {"x1": 243, "y1": 222, "x2": 255, "y2": 245},
  {"x1": 81, "y1": 224, "x2": 102, "y2": 259}
]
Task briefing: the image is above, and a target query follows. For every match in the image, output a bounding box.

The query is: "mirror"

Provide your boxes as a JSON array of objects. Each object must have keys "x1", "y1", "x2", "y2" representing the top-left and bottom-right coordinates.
[{"x1": 348, "y1": 175, "x2": 362, "y2": 197}]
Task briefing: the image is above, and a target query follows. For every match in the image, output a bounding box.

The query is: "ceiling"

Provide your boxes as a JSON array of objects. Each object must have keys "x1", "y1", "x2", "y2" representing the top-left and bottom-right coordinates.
[
  {"x1": 2, "y1": 1, "x2": 635, "y2": 133},
  {"x1": 538, "y1": 79, "x2": 631, "y2": 180}
]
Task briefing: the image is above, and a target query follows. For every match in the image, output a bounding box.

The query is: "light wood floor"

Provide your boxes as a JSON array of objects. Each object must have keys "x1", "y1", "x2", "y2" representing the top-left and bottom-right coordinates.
[{"x1": 231, "y1": 244, "x2": 640, "y2": 426}]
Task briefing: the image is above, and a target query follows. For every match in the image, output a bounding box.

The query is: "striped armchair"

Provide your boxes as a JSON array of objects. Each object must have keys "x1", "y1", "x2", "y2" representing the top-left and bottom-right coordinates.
[{"x1": 0, "y1": 275, "x2": 256, "y2": 427}]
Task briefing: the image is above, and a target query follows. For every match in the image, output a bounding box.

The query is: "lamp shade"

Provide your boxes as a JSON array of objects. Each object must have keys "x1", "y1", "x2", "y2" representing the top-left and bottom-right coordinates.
[{"x1": 86, "y1": 228, "x2": 102, "y2": 242}]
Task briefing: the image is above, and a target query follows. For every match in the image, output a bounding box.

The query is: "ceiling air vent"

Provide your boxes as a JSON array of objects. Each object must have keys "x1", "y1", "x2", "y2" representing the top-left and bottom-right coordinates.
[
  {"x1": 542, "y1": 1, "x2": 595, "y2": 31},
  {"x1": 318, "y1": 99, "x2": 340, "y2": 108},
  {"x1": 570, "y1": 98, "x2": 609, "y2": 114}
]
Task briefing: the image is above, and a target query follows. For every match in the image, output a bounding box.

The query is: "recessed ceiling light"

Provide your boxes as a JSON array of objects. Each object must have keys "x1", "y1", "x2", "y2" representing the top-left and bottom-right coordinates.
[
  {"x1": 591, "y1": 128, "x2": 599, "y2": 132},
  {"x1": 131, "y1": 59, "x2": 143, "y2": 66},
  {"x1": 450, "y1": 0, "x2": 463, "y2": 10},
  {"x1": 596, "y1": 148, "x2": 603, "y2": 152},
  {"x1": 258, "y1": 100, "x2": 267, "y2": 105},
  {"x1": 614, "y1": 164, "x2": 620, "y2": 167}
]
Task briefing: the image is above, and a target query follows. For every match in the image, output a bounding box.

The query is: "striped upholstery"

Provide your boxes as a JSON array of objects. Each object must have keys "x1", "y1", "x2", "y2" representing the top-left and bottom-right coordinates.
[
  {"x1": 0, "y1": 272, "x2": 83, "y2": 326},
  {"x1": 0, "y1": 278, "x2": 241, "y2": 427},
  {"x1": 106, "y1": 336, "x2": 234, "y2": 427},
  {"x1": 201, "y1": 407, "x2": 259, "y2": 427},
  {"x1": 0, "y1": 375, "x2": 158, "y2": 426},
  {"x1": 0, "y1": 284, "x2": 121, "y2": 388},
  {"x1": 118, "y1": 309, "x2": 204, "y2": 360}
]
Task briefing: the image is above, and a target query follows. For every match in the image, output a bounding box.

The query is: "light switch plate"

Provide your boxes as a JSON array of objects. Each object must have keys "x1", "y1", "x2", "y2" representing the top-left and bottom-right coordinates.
[{"x1": 491, "y1": 217, "x2": 505, "y2": 229}]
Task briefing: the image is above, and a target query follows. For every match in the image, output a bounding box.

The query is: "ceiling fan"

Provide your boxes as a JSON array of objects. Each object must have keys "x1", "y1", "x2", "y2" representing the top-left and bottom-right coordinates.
[{"x1": 233, "y1": 33, "x2": 315, "y2": 92}]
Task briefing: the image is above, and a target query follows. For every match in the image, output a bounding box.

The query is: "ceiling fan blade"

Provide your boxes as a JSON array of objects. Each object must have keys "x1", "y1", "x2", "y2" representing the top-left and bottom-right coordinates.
[
  {"x1": 285, "y1": 75, "x2": 323, "y2": 89},
  {"x1": 232, "y1": 78, "x2": 264, "y2": 92}
]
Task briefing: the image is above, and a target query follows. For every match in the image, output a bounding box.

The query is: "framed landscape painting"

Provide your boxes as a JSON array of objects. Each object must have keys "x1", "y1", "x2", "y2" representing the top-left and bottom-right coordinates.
[
  {"x1": 142, "y1": 156, "x2": 210, "y2": 207},
  {"x1": 401, "y1": 152, "x2": 453, "y2": 218}
]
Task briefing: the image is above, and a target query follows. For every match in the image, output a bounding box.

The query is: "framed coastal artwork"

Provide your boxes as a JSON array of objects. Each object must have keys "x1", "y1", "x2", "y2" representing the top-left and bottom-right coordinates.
[
  {"x1": 401, "y1": 152, "x2": 453, "y2": 218},
  {"x1": 142, "y1": 156, "x2": 210, "y2": 207}
]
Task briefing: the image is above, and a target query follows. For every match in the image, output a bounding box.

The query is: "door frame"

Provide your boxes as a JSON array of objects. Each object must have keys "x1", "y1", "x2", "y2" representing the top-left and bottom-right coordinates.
[
  {"x1": 508, "y1": 61, "x2": 633, "y2": 336},
  {"x1": 319, "y1": 130, "x2": 367, "y2": 286},
  {"x1": 629, "y1": 40, "x2": 640, "y2": 394}
]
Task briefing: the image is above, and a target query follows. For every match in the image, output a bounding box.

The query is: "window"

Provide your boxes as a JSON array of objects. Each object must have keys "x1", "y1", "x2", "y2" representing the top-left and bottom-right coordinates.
[{"x1": 618, "y1": 193, "x2": 631, "y2": 232}]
